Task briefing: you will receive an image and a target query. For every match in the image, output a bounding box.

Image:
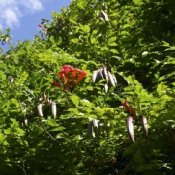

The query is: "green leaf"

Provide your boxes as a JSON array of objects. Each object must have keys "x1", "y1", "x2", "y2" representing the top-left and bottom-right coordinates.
[
  {"x1": 108, "y1": 36, "x2": 116, "y2": 43},
  {"x1": 90, "y1": 37, "x2": 97, "y2": 44},
  {"x1": 46, "y1": 119, "x2": 58, "y2": 127},
  {"x1": 0, "y1": 133, "x2": 6, "y2": 142},
  {"x1": 157, "y1": 83, "x2": 166, "y2": 96},
  {"x1": 70, "y1": 95, "x2": 79, "y2": 107},
  {"x1": 110, "y1": 49, "x2": 118, "y2": 54},
  {"x1": 109, "y1": 42, "x2": 117, "y2": 46},
  {"x1": 80, "y1": 25, "x2": 90, "y2": 33},
  {"x1": 0, "y1": 70, "x2": 6, "y2": 81},
  {"x1": 50, "y1": 126, "x2": 65, "y2": 132},
  {"x1": 71, "y1": 38, "x2": 79, "y2": 43},
  {"x1": 80, "y1": 99, "x2": 94, "y2": 108},
  {"x1": 165, "y1": 46, "x2": 175, "y2": 51}
]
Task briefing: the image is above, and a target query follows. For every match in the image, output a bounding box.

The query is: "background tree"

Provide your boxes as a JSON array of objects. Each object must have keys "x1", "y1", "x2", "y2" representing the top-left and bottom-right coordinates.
[{"x1": 0, "y1": 0, "x2": 175, "y2": 174}]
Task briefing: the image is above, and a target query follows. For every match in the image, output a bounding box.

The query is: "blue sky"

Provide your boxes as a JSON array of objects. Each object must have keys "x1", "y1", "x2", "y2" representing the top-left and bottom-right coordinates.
[{"x1": 0, "y1": 0, "x2": 71, "y2": 45}]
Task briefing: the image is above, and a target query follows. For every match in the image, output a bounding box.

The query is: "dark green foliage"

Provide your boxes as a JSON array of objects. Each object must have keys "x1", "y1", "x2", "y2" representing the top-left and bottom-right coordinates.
[{"x1": 0, "y1": 0, "x2": 175, "y2": 174}]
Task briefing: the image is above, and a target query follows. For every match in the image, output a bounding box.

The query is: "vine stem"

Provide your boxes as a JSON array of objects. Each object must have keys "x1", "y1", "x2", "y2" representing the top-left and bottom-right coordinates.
[
  {"x1": 19, "y1": 160, "x2": 27, "y2": 175},
  {"x1": 39, "y1": 120, "x2": 59, "y2": 143}
]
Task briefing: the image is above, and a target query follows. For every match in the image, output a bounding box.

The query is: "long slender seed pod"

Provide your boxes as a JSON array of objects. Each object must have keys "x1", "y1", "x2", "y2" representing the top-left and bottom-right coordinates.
[
  {"x1": 112, "y1": 74, "x2": 117, "y2": 85},
  {"x1": 88, "y1": 121, "x2": 95, "y2": 137},
  {"x1": 51, "y1": 101, "x2": 57, "y2": 119},
  {"x1": 37, "y1": 103, "x2": 43, "y2": 117},
  {"x1": 100, "y1": 10, "x2": 109, "y2": 22},
  {"x1": 98, "y1": 68, "x2": 104, "y2": 79},
  {"x1": 141, "y1": 116, "x2": 148, "y2": 136},
  {"x1": 108, "y1": 71, "x2": 115, "y2": 86},
  {"x1": 104, "y1": 83, "x2": 108, "y2": 93},
  {"x1": 126, "y1": 116, "x2": 135, "y2": 143},
  {"x1": 102, "y1": 67, "x2": 109, "y2": 82},
  {"x1": 93, "y1": 119, "x2": 99, "y2": 135},
  {"x1": 106, "y1": 122, "x2": 111, "y2": 134},
  {"x1": 92, "y1": 119, "x2": 99, "y2": 128},
  {"x1": 92, "y1": 70, "x2": 98, "y2": 83},
  {"x1": 10, "y1": 77, "x2": 14, "y2": 83},
  {"x1": 98, "y1": 121, "x2": 105, "y2": 135},
  {"x1": 96, "y1": 69, "x2": 103, "y2": 81},
  {"x1": 24, "y1": 119, "x2": 28, "y2": 126},
  {"x1": 48, "y1": 99, "x2": 53, "y2": 105},
  {"x1": 44, "y1": 92, "x2": 47, "y2": 102}
]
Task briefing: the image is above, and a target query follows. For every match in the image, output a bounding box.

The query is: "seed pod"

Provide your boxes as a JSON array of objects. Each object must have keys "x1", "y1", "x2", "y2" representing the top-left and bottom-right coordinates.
[
  {"x1": 142, "y1": 51, "x2": 148, "y2": 58},
  {"x1": 100, "y1": 10, "x2": 109, "y2": 22},
  {"x1": 88, "y1": 121, "x2": 95, "y2": 137},
  {"x1": 106, "y1": 122, "x2": 111, "y2": 134},
  {"x1": 51, "y1": 101, "x2": 57, "y2": 119},
  {"x1": 98, "y1": 121, "x2": 105, "y2": 135},
  {"x1": 10, "y1": 77, "x2": 14, "y2": 83},
  {"x1": 92, "y1": 70, "x2": 98, "y2": 83},
  {"x1": 24, "y1": 118, "x2": 28, "y2": 126},
  {"x1": 98, "y1": 68, "x2": 104, "y2": 79},
  {"x1": 37, "y1": 103, "x2": 43, "y2": 117},
  {"x1": 102, "y1": 67, "x2": 109, "y2": 82},
  {"x1": 107, "y1": 122, "x2": 110, "y2": 127},
  {"x1": 43, "y1": 92, "x2": 47, "y2": 102},
  {"x1": 141, "y1": 116, "x2": 148, "y2": 136},
  {"x1": 48, "y1": 99, "x2": 52, "y2": 105},
  {"x1": 126, "y1": 116, "x2": 135, "y2": 143},
  {"x1": 93, "y1": 119, "x2": 99, "y2": 135},
  {"x1": 108, "y1": 71, "x2": 115, "y2": 86},
  {"x1": 92, "y1": 119, "x2": 99, "y2": 128},
  {"x1": 104, "y1": 83, "x2": 108, "y2": 93},
  {"x1": 112, "y1": 74, "x2": 117, "y2": 85}
]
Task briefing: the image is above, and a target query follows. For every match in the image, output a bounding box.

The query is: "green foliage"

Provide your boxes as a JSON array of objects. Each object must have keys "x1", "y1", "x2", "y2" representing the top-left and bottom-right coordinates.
[{"x1": 0, "y1": 0, "x2": 175, "y2": 174}]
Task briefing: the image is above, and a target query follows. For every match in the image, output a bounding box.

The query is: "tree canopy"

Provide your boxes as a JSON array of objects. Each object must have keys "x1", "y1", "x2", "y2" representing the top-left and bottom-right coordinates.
[{"x1": 0, "y1": 0, "x2": 175, "y2": 174}]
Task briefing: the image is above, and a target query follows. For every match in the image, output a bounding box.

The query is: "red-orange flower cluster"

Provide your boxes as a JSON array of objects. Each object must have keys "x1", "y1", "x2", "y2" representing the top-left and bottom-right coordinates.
[
  {"x1": 122, "y1": 100, "x2": 136, "y2": 117},
  {"x1": 53, "y1": 65, "x2": 87, "y2": 90}
]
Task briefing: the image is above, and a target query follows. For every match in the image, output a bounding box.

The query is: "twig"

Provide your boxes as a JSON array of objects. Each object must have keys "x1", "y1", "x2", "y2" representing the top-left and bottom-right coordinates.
[
  {"x1": 19, "y1": 160, "x2": 27, "y2": 175},
  {"x1": 39, "y1": 121, "x2": 59, "y2": 143}
]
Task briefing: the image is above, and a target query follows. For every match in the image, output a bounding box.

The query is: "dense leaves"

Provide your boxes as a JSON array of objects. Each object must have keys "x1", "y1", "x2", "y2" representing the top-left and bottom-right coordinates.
[{"x1": 0, "y1": 0, "x2": 175, "y2": 174}]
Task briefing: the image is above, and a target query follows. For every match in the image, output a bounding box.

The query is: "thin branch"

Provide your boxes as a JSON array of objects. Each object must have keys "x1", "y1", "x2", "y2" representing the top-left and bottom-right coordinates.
[{"x1": 39, "y1": 121, "x2": 59, "y2": 143}]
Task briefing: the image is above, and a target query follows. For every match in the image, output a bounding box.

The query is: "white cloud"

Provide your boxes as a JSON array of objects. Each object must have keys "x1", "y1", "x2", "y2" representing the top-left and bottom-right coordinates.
[
  {"x1": 0, "y1": 0, "x2": 44, "y2": 29},
  {"x1": 22, "y1": 0, "x2": 43, "y2": 11},
  {"x1": 3, "y1": 8, "x2": 20, "y2": 27}
]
